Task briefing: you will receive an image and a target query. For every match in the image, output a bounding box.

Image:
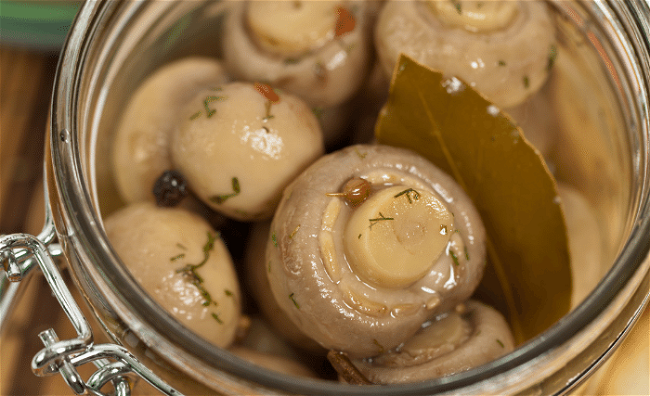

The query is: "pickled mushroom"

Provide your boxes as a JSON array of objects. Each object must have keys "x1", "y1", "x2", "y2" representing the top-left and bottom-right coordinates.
[
  {"x1": 103, "y1": 202, "x2": 242, "y2": 348},
  {"x1": 266, "y1": 144, "x2": 486, "y2": 358},
  {"x1": 349, "y1": 300, "x2": 515, "y2": 383},
  {"x1": 112, "y1": 58, "x2": 228, "y2": 203},
  {"x1": 171, "y1": 81, "x2": 324, "y2": 221},
  {"x1": 374, "y1": 0, "x2": 557, "y2": 108},
  {"x1": 223, "y1": 1, "x2": 374, "y2": 109}
]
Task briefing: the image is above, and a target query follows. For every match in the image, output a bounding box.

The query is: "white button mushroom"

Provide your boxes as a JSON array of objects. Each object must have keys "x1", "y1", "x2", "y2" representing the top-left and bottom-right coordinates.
[
  {"x1": 222, "y1": 1, "x2": 374, "y2": 109},
  {"x1": 244, "y1": 222, "x2": 325, "y2": 353},
  {"x1": 171, "y1": 81, "x2": 325, "y2": 221},
  {"x1": 266, "y1": 144, "x2": 486, "y2": 358},
  {"x1": 374, "y1": 0, "x2": 557, "y2": 108},
  {"x1": 112, "y1": 57, "x2": 229, "y2": 203},
  {"x1": 350, "y1": 300, "x2": 515, "y2": 383},
  {"x1": 103, "y1": 202, "x2": 241, "y2": 348}
]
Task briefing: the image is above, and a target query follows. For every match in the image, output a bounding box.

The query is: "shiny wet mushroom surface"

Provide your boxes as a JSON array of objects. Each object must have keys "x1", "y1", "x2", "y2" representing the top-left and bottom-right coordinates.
[{"x1": 266, "y1": 144, "x2": 486, "y2": 358}]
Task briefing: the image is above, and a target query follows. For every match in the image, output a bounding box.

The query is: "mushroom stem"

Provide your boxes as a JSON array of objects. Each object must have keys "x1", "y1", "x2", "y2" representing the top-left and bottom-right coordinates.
[
  {"x1": 427, "y1": 0, "x2": 519, "y2": 33},
  {"x1": 344, "y1": 185, "x2": 453, "y2": 288}
]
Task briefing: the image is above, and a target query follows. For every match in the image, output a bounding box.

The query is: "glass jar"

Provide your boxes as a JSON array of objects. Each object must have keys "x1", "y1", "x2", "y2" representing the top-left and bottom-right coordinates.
[{"x1": 1, "y1": 1, "x2": 649, "y2": 395}]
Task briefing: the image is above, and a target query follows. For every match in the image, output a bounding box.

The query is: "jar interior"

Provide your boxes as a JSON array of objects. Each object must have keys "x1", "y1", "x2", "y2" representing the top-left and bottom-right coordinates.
[{"x1": 74, "y1": 0, "x2": 640, "y2": 393}]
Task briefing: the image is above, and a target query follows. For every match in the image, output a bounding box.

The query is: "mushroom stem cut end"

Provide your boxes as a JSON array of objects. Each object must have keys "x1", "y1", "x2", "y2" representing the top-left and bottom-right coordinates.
[
  {"x1": 427, "y1": 0, "x2": 520, "y2": 33},
  {"x1": 344, "y1": 185, "x2": 453, "y2": 288}
]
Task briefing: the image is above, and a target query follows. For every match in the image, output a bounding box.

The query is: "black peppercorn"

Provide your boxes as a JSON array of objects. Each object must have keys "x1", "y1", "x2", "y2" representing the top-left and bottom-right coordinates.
[{"x1": 153, "y1": 170, "x2": 188, "y2": 207}]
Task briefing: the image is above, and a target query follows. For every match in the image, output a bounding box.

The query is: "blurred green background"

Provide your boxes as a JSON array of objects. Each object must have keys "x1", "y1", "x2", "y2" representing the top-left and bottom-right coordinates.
[{"x1": 0, "y1": 1, "x2": 80, "y2": 51}]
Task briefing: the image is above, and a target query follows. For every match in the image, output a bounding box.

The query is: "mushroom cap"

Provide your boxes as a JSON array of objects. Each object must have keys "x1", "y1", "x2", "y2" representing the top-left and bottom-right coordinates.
[
  {"x1": 351, "y1": 300, "x2": 515, "y2": 384},
  {"x1": 266, "y1": 144, "x2": 486, "y2": 358},
  {"x1": 103, "y1": 202, "x2": 241, "y2": 348},
  {"x1": 244, "y1": 222, "x2": 326, "y2": 353},
  {"x1": 374, "y1": 0, "x2": 556, "y2": 108},
  {"x1": 222, "y1": 1, "x2": 374, "y2": 109},
  {"x1": 112, "y1": 57, "x2": 228, "y2": 203},
  {"x1": 171, "y1": 81, "x2": 324, "y2": 221}
]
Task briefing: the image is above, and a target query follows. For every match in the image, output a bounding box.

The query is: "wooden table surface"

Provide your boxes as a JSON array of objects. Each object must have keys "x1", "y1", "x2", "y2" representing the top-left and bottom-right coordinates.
[{"x1": 0, "y1": 43, "x2": 647, "y2": 396}]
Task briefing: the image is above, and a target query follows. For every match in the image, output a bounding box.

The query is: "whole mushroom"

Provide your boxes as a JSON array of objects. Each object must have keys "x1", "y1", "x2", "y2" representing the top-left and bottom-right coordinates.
[
  {"x1": 171, "y1": 81, "x2": 325, "y2": 221},
  {"x1": 103, "y1": 202, "x2": 242, "y2": 348},
  {"x1": 112, "y1": 57, "x2": 228, "y2": 203},
  {"x1": 374, "y1": 0, "x2": 557, "y2": 108},
  {"x1": 350, "y1": 300, "x2": 515, "y2": 383},
  {"x1": 222, "y1": 1, "x2": 374, "y2": 110},
  {"x1": 266, "y1": 144, "x2": 486, "y2": 358}
]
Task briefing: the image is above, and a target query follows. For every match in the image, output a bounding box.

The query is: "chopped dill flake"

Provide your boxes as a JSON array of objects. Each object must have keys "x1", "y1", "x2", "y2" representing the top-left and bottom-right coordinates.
[
  {"x1": 224, "y1": 289, "x2": 234, "y2": 297},
  {"x1": 465, "y1": 246, "x2": 470, "y2": 261},
  {"x1": 498, "y1": 60, "x2": 507, "y2": 66},
  {"x1": 190, "y1": 111, "x2": 202, "y2": 120},
  {"x1": 547, "y1": 44, "x2": 558, "y2": 71},
  {"x1": 203, "y1": 95, "x2": 226, "y2": 118},
  {"x1": 496, "y1": 339, "x2": 505, "y2": 348},
  {"x1": 358, "y1": 233, "x2": 362, "y2": 239},
  {"x1": 289, "y1": 225, "x2": 301, "y2": 239},
  {"x1": 268, "y1": 260, "x2": 272, "y2": 272},
  {"x1": 394, "y1": 188, "x2": 420, "y2": 203},
  {"x1": 176, "y1": 243, "x2": 187, "y2": 250},
  {"x1": 212, "y1": 313, "x2": 223, "y2": 324},
  {"x1": 312, "y1": 107, "x2": 324, "y2": 119},
  {"x1": 523, "y1": 75, "x2": 530, "y2": 89},
  {"x1": 175, "y1": 232, "x2": 220, "y2": 307},
  {"x1": 450, "y1": 250, "x2": 460, "y2": 266},
  {"x1": 451, "y1": 0, "x2": 462, "y2": 14},
  {"x1": 271, "y1": 232, "x2": 278, "y2": 247},
  {"x1": 210, "y1": 177, "x2": 241, "y2": 204},
  {"x1": 170, "y1": 253, "x2": 185, "y2": 262},
  {"x1": 284, "y1": 57, "x2": 302, "y2": 65},
  {"x1": 289, "y1": 292, "x2": 300, "y2": 309},
  {"x1": 369, "y1": 212, "x2": 394, "y2": 228}
]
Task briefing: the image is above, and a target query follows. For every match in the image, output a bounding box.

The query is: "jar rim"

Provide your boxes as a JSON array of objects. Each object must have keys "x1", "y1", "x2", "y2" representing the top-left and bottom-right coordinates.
[{"x1": 49, "y1": 0, "x2": 650, "y2": 394}]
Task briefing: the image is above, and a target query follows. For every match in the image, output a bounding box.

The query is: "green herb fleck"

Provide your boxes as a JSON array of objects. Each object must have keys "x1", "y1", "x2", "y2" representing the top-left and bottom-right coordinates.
[
  {"x1": 547, "y1": 44, "x2": 558, "y2": 71},
  {"x1": 225, "y1": 289, "x2": 234, "y2": 297},
  {"x1": 451, "y1": 0, "x2": 462, "y2": 14},
  {"x1": 289, "y1": 292, "x2": 300, "y2": 309},
  {"x1": 497, "y1": 339, "x2": 505, "y2": 348},
  {"x1": 210, "y1": 177, "x2": 241, "y2": 204},
  {"x1": 175, "y1": 232, "x2": 220, "y2": 307},
  {"x1": 212, "y1": 313, "x2": 223, "y2": 324},
  {"x1": 450, "y1": 250, "x2": 460, "y2": 266},
  {"x1": 312, "y1": 107, "x2": 324, "y2": 119},
  {"x1": 523, "y1": 75, "x2": 530, "y2": 89},
  {"x1": 394, "y1": 188, "x2": 420, "y2": 204},
  {"x1": 498, "y1": 60, "x2": 507, "y2": 66},
  {"x1": 465, "y1": 246, "x2": 470, "y2": 261},
  {"x1": 284, "y1": 57, "x2": 302, "y2": 65},
  {"x1": 203, "y1": 95, "x2": 226, "y2": 118},
  {"x1": 369, "y1": 212, "x2": 394, "y2": 229},
  {"x1": 358, "y1": 233, "x2": 362, "y2": 239},
  {"x1": 170, "y1": 253, "x2": 185, "y2": 262},
  {"x1": 271, "y1": 232, "x2": 278, "y2": 247},
  {"x1": 176, "y1": 243, "x2": 187, "y2": 250},
  {"x1": 190, "y1": 111, "x2": 202, "y2": 120},
  {"x1": 263, "y1": 100, "x2": 275, "y2": 121}
]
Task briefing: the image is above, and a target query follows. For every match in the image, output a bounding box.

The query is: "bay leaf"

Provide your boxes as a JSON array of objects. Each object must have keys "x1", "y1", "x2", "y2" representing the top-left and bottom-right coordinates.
[{"x1": 375, "y1": 55, "x2": 572, "y2": 343}]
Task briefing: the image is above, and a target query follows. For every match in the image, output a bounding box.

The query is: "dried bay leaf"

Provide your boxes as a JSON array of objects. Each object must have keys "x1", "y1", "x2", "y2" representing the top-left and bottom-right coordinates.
[{"x1": 375, "y1": 55, "x2": 572, "y2": 343}]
